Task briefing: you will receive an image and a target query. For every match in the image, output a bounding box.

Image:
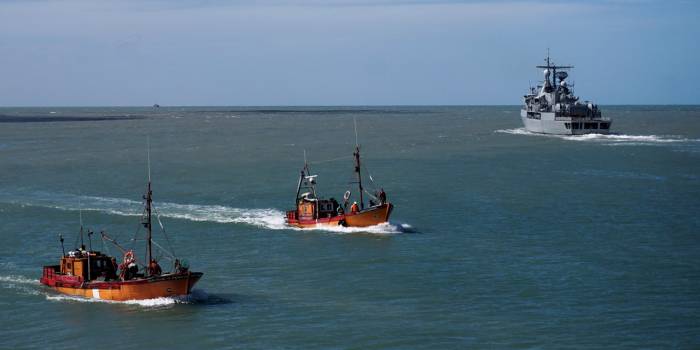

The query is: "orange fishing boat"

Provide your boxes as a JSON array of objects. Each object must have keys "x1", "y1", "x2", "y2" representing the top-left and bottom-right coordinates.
[
  {"x1": 286, "y1": 124, "x2": 394, "y2": 228},
  {"x1": 40, "y1": 155, "x2": 202, "y2": 301}
]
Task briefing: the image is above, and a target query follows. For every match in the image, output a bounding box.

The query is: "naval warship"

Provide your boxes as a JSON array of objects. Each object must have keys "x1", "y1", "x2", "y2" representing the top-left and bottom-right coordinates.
[{"x1": 521, "y1": 55, "x2": 611, "y2": 135}]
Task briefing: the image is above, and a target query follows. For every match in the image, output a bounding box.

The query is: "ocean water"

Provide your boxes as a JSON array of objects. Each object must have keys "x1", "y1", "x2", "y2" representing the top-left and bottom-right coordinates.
[{"x1": 1, "y1": 106, "x2": 699, "y2": 349}]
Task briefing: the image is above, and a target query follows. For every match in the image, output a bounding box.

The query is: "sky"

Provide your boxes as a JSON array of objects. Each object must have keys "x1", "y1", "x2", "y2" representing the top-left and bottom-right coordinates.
[{"x1": 0, "y1": 0, "x2": 698, "y2": 106}]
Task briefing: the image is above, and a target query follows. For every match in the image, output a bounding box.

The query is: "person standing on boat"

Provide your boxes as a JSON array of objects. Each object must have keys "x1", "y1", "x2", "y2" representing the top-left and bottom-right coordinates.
[
  {"x1": 109, "y1": 257, "x2": 119, "y2": 280},
  {"x1": 378, "y1": 188, "x2": 387, "y2": 205},
  {"x1": 148, "y1": 259, "x2": 162, "y2": 276},
  {"x1": 350, "y1": 201, "x2": 360, "y2": 213}
]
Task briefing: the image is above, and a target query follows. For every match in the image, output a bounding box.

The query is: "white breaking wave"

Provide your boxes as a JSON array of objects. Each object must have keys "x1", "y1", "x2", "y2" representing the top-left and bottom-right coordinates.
[
  {"x1": 1, "y1": 192, "x2": 411, "y2": 234},
  {"x1": 495, "y1": 128, "x2": 700, "y2": 144},
  {"x1": 45, "y1": 294, "x2": 180, "y2": 307},
  {"x1": 287, "y1": 221, "x2": 412, "y2": 235},
  {"x1": 45, "y1": 288, "x2": 210, "y2": 307},
  {"x1": 0, "y1": 273, "x2": 207, "y2": 308}
]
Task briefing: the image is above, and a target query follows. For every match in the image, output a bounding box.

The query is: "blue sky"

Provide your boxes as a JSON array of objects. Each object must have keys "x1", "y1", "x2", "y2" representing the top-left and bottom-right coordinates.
[{"x1": 0, "y1": 0, "x2": 698, "y2": 106}]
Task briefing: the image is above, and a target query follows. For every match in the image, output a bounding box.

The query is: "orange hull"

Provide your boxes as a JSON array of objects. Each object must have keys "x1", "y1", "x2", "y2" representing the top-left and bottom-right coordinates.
[
  {"x1": 344, "y1": 203, "x2": 393, "y2": 227},
  {"x1": 287, "y1": 203, "x2": 393, "y2": 228},
  {"x1": 44, "y1": 272, "x2": 202, "y2": 301}
]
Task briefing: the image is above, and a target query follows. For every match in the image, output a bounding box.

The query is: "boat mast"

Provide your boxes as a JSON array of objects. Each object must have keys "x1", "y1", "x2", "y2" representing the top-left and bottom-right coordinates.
[
  {"x1": 78, "y1": 195, "x2": 90, "y2": 281},
  {"x1": 145, "y1": 139, "x2": 153, "y2": 274},
  {"x1": 353, "y1": 117, "x2": 364, "y2": 210},
  {"x1": 295, "y1": 150, "x2": 307, "y2": 202},
  {"x1": 79, "y1": 196, "x2": 85, "y2": 249}
]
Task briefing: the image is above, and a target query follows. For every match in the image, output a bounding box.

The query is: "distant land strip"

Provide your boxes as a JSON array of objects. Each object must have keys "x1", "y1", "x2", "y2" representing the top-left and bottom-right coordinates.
[{"x1": 0, "y1": 115, "x2": 145, "y2": 123}]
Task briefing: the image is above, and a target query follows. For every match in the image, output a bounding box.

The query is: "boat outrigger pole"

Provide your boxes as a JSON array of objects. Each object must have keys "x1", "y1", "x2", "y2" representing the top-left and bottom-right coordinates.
[{"x1": 100, "y1": 231, "x2": 128, "y2": 254}]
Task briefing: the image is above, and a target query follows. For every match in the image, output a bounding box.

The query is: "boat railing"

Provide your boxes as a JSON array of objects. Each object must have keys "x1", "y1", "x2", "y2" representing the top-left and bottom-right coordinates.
[
  {"x1": 285, "y1": 210, "x2": 297, "y2": 221},
  {"x1": 42, "y1": 265, "x2": 59, "y2": 279}
]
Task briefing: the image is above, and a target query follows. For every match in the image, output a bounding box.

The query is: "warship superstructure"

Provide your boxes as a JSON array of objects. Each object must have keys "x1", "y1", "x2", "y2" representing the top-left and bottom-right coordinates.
[{"x1": 521, "y1": 55, "x2": 611, "y2": 135}]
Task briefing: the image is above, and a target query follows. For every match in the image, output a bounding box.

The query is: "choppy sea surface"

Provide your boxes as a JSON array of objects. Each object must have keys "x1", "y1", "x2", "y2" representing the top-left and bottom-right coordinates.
[{"x1": 1, "y1": 106, "x2": 699, "y2": 349}]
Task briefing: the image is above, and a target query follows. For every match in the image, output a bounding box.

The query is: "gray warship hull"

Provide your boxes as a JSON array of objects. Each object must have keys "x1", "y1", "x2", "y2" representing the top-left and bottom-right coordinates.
[{"x1": 520, "y1": 110, "x2": 612, "y2": 135}]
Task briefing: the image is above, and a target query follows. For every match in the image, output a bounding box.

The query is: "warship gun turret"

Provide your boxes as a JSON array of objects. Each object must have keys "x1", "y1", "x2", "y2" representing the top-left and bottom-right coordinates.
[{"x1": 521, "y1": 55, "x2": 611, "y2": 135}]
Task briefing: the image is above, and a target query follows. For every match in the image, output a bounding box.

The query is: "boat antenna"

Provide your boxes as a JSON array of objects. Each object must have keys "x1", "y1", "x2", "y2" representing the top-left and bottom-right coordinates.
[
  {"x1": 353, "y1": 116, "x2": 359, "y2": 148},
  {"x1": 59, "y1": 234, "x2": 65, "y2": 257},
  {"x1": 87, "y1": 230, "x2": 94, "y2": 251}
]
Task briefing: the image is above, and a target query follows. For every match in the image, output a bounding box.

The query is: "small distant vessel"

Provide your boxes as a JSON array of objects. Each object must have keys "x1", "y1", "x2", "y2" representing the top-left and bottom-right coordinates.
[
  {"x1": 40, "y1": 152, "x2": 202, "y2": 301},
  {"x1": 153, "y1": 104, "x2": 160, "y2": 108},
  {"x1": 521, "y1": 53, "x2": 612, "y2": 135},
  {"x1": 286, "y1": 121, "x2": 393, "y2": 228}
]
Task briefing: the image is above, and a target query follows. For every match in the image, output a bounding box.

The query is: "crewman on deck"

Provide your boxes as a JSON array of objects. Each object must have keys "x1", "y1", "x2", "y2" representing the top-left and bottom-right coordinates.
[
  {"x1": 148, "y1": 259, "x2": 162, "y2": 276},
  {"x1": 378, "y1": 188, "x2": 387, "y2": 205},
  {"x1": 109, "y1": 257, "x2": 119, "y2": 280},
  {"x1": 350, "y1": 201, "x2": 359, "y2": 213}
]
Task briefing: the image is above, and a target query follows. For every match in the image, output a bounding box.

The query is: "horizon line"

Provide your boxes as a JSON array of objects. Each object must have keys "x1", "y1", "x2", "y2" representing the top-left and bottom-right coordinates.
[{"x1": 2, "y1": 104, "x2": 700, "y2": 108}]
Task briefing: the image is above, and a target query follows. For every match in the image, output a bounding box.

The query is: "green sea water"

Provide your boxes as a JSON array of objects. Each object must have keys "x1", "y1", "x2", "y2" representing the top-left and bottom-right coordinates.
[{"x1": 1, "y1": 106, "x2": 699, "y2": 349}]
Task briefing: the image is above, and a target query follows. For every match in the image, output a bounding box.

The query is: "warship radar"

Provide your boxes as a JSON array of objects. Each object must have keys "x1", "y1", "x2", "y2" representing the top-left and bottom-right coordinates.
[{"x1": 521, "y1": 54, "x2": 611, "y2": 135}]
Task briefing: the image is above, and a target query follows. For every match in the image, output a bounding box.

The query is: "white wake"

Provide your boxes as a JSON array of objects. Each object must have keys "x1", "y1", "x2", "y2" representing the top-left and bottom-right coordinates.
[
  {"x1": 0, "y1": 274, "x2": 212, "y2": 308},
  {"x1": 1, "y1": 192, "x2": 410, "y2": 234},
  {"x1": 496, "y1": 128, "x2": 700, "y2": 144}
]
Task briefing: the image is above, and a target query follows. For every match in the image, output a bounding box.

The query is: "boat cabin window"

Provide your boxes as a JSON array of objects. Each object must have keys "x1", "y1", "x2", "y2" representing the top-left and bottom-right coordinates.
[
  {"x1": 600, "y1": 123, "x2": 610, "y2": 129},
  {"x1": 572, "y1": 123, "x2": 581, "y2": 129},
  {"x1": 319, "y1": 201, "x2": 334, "y2": 212}
]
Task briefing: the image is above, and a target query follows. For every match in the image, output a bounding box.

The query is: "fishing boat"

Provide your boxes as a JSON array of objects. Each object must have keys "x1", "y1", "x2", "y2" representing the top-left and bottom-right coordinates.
[
  {"x1": 40, "y1": 154, "x2": 202, "y2": 301},
  {"x1": 286, "y1": 123, "x2": 394, "y2": 228}
]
